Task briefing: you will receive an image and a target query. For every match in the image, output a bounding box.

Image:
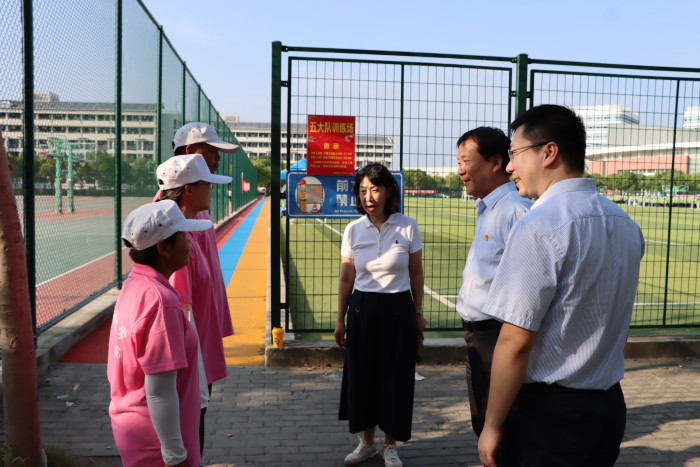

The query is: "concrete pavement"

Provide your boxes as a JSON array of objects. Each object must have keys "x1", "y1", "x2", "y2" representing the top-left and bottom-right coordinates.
[{"x1": 38, "y1": 357, "x2": 700, "y2": 466}]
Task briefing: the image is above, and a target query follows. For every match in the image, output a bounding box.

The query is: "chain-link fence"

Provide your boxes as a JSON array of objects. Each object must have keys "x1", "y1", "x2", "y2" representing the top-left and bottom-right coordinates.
[
  {"x1": 1, "y1": 0, "x2": 258, "y2": 333},
  {"x1": 270, "y1": 45, "x2": 700, "y2": 335}
]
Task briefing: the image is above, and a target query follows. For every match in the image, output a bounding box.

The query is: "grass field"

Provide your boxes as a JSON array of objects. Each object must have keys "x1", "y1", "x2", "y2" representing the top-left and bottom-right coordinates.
[{"x1": 282, "y1": 196, "x2": 700, "y2": 337}]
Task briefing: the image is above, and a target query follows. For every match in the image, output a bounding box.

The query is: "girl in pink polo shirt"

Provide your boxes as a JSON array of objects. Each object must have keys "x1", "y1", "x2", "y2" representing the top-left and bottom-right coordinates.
[
  {"x1": 156, "y1": 153, "x2": 232, "y2": 456},
  {"x1": 107, "y1": 200, "x2": 212, "y2": 466}
]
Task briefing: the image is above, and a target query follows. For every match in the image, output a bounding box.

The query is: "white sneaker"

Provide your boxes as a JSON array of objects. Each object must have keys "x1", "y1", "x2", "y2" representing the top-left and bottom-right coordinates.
[
  {"x1": 344, "y1": 439, "x2": 378, "y2": 465},
  {"x1": 383, "y1": 444, "x2": 403, "y2": 467}
]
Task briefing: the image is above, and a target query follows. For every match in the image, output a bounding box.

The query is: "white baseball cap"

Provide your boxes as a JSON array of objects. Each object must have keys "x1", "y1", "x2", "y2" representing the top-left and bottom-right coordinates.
[
  {"x1": 157, "y1": 154, "x2": 233, "y2": 190},
  {"x1": 122, "y1": 200, "x2": 213, "y2": 250},
  {"x1": 172, "y1": 122, "x2": 240, "y2": 153}
]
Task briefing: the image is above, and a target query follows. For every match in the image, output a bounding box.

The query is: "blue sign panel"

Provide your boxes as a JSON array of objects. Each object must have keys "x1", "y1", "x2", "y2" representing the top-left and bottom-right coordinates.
[{"x1": 286, "y1": 172, "x2": 404, "y2": 218}]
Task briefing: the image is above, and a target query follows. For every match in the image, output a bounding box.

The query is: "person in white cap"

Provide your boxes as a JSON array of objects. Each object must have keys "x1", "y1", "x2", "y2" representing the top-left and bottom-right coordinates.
[
  {"x1": 171, "y1": 122, "x2": 237, "y2": 342},
  {"x1": 107, "y1": 200, "x2": 212, "y2": 467},
  {"x1": 156, "y1": 153, "x2": 233, "y2": 458}
]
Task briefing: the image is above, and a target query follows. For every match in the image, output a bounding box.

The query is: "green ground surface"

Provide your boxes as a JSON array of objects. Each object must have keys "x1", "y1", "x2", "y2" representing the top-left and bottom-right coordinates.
[{"x1": 283, "y1": 197, "x2": 700, "y2": 337}]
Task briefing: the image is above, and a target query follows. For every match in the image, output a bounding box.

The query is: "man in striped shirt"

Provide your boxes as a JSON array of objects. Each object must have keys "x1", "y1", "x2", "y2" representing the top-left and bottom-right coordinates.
[{"x1": 478, "y1": 105, "x2": 645, "y2": 467}]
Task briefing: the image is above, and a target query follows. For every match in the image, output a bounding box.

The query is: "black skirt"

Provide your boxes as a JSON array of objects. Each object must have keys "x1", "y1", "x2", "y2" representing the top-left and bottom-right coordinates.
[{"x1": 338, "y1": 289, "x2": 417, "y2": 442}]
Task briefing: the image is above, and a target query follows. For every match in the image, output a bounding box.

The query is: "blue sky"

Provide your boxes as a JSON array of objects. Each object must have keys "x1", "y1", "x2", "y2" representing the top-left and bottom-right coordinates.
[{"x1": 141, "y1": 0, "x2": 700, "y2": 122}]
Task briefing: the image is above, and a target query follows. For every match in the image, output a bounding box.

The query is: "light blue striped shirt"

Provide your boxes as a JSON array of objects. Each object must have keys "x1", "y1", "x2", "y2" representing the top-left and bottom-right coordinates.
[
  {"x1": 483, "y1": 178, "x2": 645, "y2": 390},
  {"x1": 456, "y1": 181, "x2": 532, "y2": 322}
]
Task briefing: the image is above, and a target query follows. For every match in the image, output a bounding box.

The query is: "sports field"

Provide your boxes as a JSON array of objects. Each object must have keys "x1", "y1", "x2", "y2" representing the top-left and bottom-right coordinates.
[
  {"x1": 283, "y1": 196, "x2": 700, "y2": 335},
  {"x1": 20, "y1": 195, "x2": 152, "y2": 327}
]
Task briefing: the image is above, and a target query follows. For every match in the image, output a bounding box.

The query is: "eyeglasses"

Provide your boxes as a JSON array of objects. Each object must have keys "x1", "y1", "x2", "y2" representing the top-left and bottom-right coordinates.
[{"x1": 507, "y1": 142, "x2": 547, "y2": 158}]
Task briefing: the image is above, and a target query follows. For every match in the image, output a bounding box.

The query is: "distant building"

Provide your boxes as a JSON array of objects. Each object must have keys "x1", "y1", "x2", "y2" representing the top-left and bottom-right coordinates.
[
  {"x1": 1, "y1": 92, "x2": 179, "y2": 160},
  {"x1": 223, "y1": 116, "x2": 394, "y2": 170},
  {"x1": 573, "y1": 105, "x2": 700, "y2": 176},
  {"x1": 685, "y1": 106, "x2": 700, "y2": 129},
  {"x1": 573, "y1": 105, "x2": 640, "y2": 149}
]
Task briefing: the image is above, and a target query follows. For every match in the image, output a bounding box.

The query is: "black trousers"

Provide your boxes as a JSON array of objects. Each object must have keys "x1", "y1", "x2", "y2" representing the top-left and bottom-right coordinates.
[
  {"x1": 498, "y1": 382, "x2": 626, "y2": 467},
  {"x1": 463, "y1": 319, "x2": 502, "y2": 437},
  {"x1": 339, "y1": 290, "x2": 417, "y2": 442},
  {"x1": 199, "y1": 383, "x2": 212, "y2": 456}
]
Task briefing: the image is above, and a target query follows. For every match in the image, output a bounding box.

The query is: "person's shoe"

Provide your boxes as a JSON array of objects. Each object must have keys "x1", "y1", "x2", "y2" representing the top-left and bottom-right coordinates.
[
  {"x1": 382, "y1": 444, "x2": 403, "y2": 467},
  {"x1": 345, "y1": 439, "x2": 378, "y2": 465},
  {"x1": 344, "y1": 439, "x2": 378, "y2": 465}
]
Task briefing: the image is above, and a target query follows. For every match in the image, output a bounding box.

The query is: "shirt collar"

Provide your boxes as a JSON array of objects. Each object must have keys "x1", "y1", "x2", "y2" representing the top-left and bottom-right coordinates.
[
  {"x1": 532, "y1": 178, "x2": 597, "y2": 209},
  {"x1": 130, "y1": 262, "x2": 174, "y2": 288},
  {"x1": 475, "y1": 181, "x2": 518, "y2": 214},
  {"x1": 361, "y1": 212, "x2": 397, "y2": 228}
]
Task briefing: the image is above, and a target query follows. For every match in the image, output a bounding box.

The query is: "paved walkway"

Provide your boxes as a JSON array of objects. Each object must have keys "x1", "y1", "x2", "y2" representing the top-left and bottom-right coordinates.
[{"x1": 38, "y1": 357, "x2": 700, "y2": 466}]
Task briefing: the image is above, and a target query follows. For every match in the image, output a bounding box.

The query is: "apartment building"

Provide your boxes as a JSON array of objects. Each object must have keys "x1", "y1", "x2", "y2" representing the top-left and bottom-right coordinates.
[{"x1": 0, "y1": 91, "x2": 179, "y2": 160}]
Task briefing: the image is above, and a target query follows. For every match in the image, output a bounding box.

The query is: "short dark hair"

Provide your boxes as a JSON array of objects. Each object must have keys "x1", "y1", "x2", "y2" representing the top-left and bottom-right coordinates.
[
  {"x1": 509, "y1": 105, "x2": 587, "y2": 172},
  {"x1": 353, "y1": 163, "x2": 400, "y2": 216},
  {"x1": 123, "y1": 232, "x2": 178, "y2": 268},
  {"x1": 456, "y1": 127, "x2": 510, "y2": 174},
  {"x1": 157, "y1": 186, "x2": 187, "y2": 204},
  {"x1": 173, "y1": 142, "x2": 208, "y2": 155}
]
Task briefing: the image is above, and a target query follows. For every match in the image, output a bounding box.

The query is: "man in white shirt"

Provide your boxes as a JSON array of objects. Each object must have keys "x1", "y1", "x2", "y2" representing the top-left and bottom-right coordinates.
[
  {"x1": 478, "y1": 105, "x2": 645, "y2": 467},
  {"x1": 455, "y1": 127, "x2": 531, "y2": 437}
]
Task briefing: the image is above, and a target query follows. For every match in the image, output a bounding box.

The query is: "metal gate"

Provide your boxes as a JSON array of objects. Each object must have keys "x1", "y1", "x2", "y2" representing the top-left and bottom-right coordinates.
[{"x1": 270, "y1": 44, "x2": 700, "y2": 335}]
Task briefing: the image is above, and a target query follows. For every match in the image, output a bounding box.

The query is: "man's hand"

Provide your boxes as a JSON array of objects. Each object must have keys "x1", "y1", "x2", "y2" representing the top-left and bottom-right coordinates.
[
  {"x1": 478, "y1": 424, "x2": 502, "y2": 467},
  {"x1": 334, "y1": 321, "x2": 346, "y2": 348}
]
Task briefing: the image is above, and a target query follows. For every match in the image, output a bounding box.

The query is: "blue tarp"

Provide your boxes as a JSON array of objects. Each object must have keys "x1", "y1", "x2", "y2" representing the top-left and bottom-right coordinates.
[{"x1": 280, "y1": 158, "x2": 307, "y2": 178}]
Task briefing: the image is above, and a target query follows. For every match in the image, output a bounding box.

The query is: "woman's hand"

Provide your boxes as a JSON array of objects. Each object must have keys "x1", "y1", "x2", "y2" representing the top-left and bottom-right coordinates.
[
  {"x1": 334, "y1": 321, "x2": 346, "y2": 348},
  {"x1": 415, "y1": 313, "x2": 427, "y2": 339}
]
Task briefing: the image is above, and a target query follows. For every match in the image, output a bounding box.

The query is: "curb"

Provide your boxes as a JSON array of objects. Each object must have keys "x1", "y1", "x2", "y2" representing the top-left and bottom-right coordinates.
[{"x1": 265, "y1": 336, "x2": 700, "y2": 367}]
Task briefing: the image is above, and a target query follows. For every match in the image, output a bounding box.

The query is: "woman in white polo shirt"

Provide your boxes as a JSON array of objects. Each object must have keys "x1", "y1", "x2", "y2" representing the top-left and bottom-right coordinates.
[{"x1": 335, "y1": 163, "x2": 426, "y2": 467}]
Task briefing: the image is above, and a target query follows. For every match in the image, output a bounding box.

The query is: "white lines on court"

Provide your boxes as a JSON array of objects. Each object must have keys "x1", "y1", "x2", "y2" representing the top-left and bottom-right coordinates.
[
  {"x1": 37, "y1": 248, "x2": 125, "y2": 287},
  {"x1": 634, "y1": 301, "x2": 700, "y2": 306},
  {"x1": 424, "y1": 285, "x2": 456, "y2": 309},
  {"x1": 314, "y1": 218, "x2": 343, "y2": 236},
  {"x1": 418, "y1": 225, "x2": 441, "y2": 232},
  {"x1": 646, "y1": 239, "x2": 688, "y2": 246}
]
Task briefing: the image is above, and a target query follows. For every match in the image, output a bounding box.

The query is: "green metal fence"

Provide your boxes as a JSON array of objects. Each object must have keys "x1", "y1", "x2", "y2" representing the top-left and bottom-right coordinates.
[
  {"x1": 270, "y1": 44, "x2": 700, "y2": 334},
  {"x1": 1, "y1": 0, "x2": 258, "y2": 334}
]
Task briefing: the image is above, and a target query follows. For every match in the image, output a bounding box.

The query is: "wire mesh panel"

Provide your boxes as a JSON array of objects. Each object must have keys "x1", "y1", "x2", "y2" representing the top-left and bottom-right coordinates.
[
  {"x1": 531, "y1": 70, "x2": 700, "y2": 327},
  {"x1": 31, "y1": 0, "x2": 117, "y2": 329},
  {"x1": 160, "y1": 42, "x2": 183, "y2": 160},
  {"x1": 285, "y1": 57, "x2": 512, "y2": 333},
  {"x1": 0, "y1": 0, "x2": 249, "y2": 333},
  {"x1": 0, "y1": 0, "x2": 24, "y2": 232},
  {"x1": 185, "y1": 70, "x2": 198, "y2": 123}
]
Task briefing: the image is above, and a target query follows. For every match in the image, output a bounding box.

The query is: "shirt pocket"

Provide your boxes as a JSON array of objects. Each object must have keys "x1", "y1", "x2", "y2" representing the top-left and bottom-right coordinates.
[{"x1": 471, "y1": 235, "x2": 499, "y2": 278}]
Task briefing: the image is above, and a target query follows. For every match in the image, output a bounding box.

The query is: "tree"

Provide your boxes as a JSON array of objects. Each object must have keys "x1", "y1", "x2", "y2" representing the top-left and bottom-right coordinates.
[
  {"x1": 0, "y1": 132, "x2": 44, "y2": 465},
  {"x1": 445, "y1": 173, "x2": 463, "y2": 196},
  {"x1": 252, "y1": 158, "x2": 270, "y2": 188},
  {"x1": 92, "y1": 150, "x2": 115, "y2": 189}
]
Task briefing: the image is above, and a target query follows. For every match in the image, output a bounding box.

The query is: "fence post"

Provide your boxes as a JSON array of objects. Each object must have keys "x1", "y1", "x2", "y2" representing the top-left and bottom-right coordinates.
[
  {"x1": 662, "y1": 80, "x2": 682, "y2": 326},
  {"x1": 270, "y1": 41, "x2": 282, "y2": 330},
  {"x1": 115, "y1": 0, "x2": 123, "y2": 287},
  {"x1": 399, "y1": 64, "x2": 405, "y2": 171},
  {"x1": 182, "y1": 63, "x2": 186, "y2": 126},
  {"x1": 21, "y1": 0, "x2": 37, "y2": 333},
  {"x1": 156, "y1": 26, "x2": 163, "y2": 165},
  {"x1": 515, "y1": 53, "x2": 529, "y2": 117}
]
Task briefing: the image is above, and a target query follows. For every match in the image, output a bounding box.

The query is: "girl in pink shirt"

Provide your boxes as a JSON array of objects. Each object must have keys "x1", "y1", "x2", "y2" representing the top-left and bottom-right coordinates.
[
  {"x1": 107, "y1": 200, "x2": 212, "y2": 466},
  {"x1": 156, "y1": 153, "x2": 232, "y2": 455}
]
